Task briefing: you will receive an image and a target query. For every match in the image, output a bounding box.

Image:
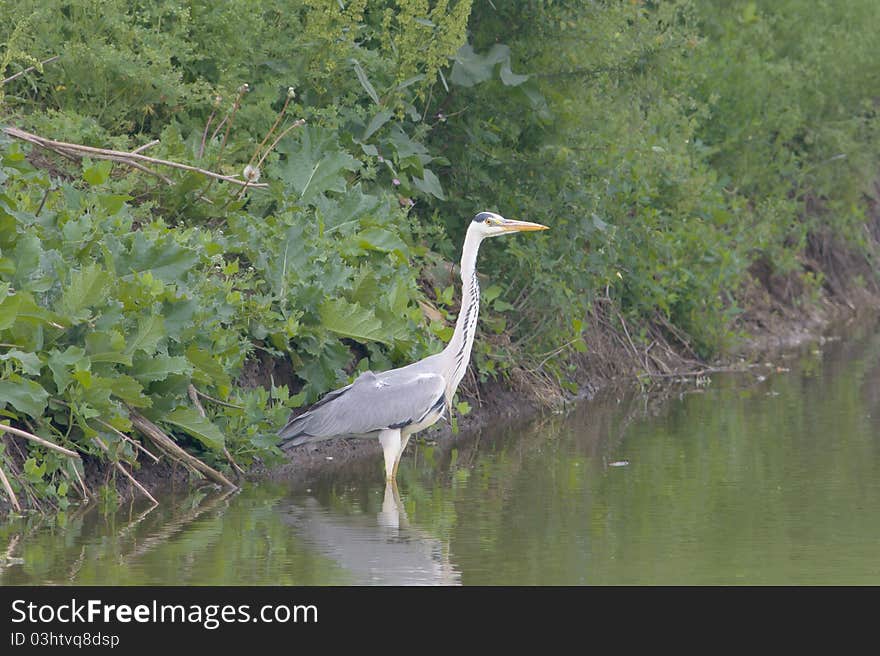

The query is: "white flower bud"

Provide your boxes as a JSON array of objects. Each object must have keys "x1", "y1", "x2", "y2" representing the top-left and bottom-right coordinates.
[{"x1": 243, "y1": 164, "x2": 261, "y2": 183}]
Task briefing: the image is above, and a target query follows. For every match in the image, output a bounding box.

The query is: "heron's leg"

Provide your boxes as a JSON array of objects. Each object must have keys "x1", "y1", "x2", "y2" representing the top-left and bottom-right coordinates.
[
  {"x1": 392, "y1": 432, "x2": 413, "y2": 479},
  {"x1": 378, "y1": 428, "x2": 401, "y2": 482},
  {"x1": 378, "y1": 481, "x2": 401, "y2": 529}
]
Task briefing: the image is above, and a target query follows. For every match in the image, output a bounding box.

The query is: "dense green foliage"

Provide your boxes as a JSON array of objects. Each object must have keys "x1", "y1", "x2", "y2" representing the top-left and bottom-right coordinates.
[{"x1": 1, "y1": 0, "x2": 878, "y2": 507}]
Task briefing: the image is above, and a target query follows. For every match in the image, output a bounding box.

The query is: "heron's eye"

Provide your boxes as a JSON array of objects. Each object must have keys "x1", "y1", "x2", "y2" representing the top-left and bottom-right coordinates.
[{"x1": 486, "y1": 218, "x2": 495, "y2": 225}]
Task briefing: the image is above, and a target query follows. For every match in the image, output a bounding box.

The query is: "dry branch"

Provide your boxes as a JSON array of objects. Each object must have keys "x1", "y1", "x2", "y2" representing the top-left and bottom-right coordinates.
[
  {"x1": 93, "y1": 417, "x2": 160, "y2": 463},
  {"x1": 192, "y1": 386, "x2": 243, "y2": 410},
  {"x1": 0, "y1": 422, "x2": 79, "y2": 458},
  {"x1": 2, "y1": 126, "x2": 271, "y2": 188},
  {"x1": 92, "y1": 436, "x2": 158, "y2": 505},
  {"x1": 188, "y1": 385, "x2": 245, "y2": 479},
  {"x1": 1, "y1": 55, "x2": 60, "y2": 86},
  {"x1": 129, "y1": 411, "x2": 237, "y2": 490},
  {"x1": 0, "y1": 461, "x2": 22, "y2": 512}
]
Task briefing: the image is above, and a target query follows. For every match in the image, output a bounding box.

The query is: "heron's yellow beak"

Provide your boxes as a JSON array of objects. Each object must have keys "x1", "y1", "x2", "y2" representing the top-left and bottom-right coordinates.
[{"x1": 499, "y1": 219, "x2": 549, "y2": 232}]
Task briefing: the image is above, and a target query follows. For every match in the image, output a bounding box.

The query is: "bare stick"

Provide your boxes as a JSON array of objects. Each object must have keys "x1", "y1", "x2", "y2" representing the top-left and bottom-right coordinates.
[
  {"x1": 93, "y1": 436, "x2": 158, "y2": 505},
  {"x1": 188, "y1": 384, "x2": 207, "y2": 418},
  {"x1": 0, "y1": 423, "x2": 79, "y2": 458},
  {"x1": 109, "y1": 157, "x2": 173, "y2": 185},
  {"x1": 130, "y1": 139, "x2": 160, "y2": 155},
  {"x1": 129, "y1": 411, "x2": 237, "y2": 489},
  {"x1": 3, "y1": 126, "x2": 269, "y2": 188},
  {"x1": 193, "y1": 387, "x2": 243, "y2": 410},
  {"x1": 72, "y1": 464, "x2": 89, "y2": 500},
  {"x1": 1, "y1": 55, "x2": 60, "y2": 86},
  {"x1": 188, "y1": 385, "x2": 245, "y2": 478},
  {"x1": 199, "y1": 108, "x2": 217, "y2": 159},
  {"x1": 247, "y1": 89, "x2": 294, "y2": 170},
  {"x1": 48, "y1": 398, "x2": 160, "y2": 463},
  {"x1": 93, "y1": 417, "x2": 160, "y2": 463},
  {"x1": 255, "y1": 119, "x2": 306, "y2": 170},
  {"x1": 0, "y1": 460, "x2": 22, "y2": 512}
]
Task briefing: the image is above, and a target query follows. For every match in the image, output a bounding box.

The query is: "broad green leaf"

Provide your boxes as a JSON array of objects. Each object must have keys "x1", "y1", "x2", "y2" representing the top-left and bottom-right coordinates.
[
  {"x1": 117, "y1": 231, "x2": 199, "y2": 283},
  {"x1": 23, "y1": 457, "x2": 46, "y2": 480},
  {"x1": 85, "y1": 330, "x2": 131, "y2": 365},
  {"x1": 185, "y1": 345, "x2": 231, "y2": 389},
  {"x1": 272, "y1": 127, "x2": 360, "y2": 204},
  {"x1": 165, "y1": 407, "x2": 225, "y2": 451},
  {"x1": 125, "y1": 314, "x2": 165, "y2": 356},
  {"x1": 107, "y1": 374, "x2": 151, "y2": 407},
  {"x1": 351, "y1": 58, "x2": 380, "y2": 105},
  {"x1": 131, "y1": 353, "x2": 192, "y2": 383},
  {"x1": 353, "y1": 227, "x2": 409, "y2": 255},
  {"x1": 97, "y1": 194, "x2": 132, "y2": 215},
  {"x1": 83, "y1": 160, "x2": 113, "y2": 185},
  {"x1": 319, "y1": 298, "x2": 390, "y2": 344},
  {"x1": 0, "y1": 349, "x2": 42, "y2": 375},
  {"x1": 60, "y1": 264, "x2": 111, "y2": 322},
  {"x1": 0, "y1": 376, "x2": 49, "y2": 417},
  {"x1": 47, "y1": 346, "x2": 89, "y2": 392},
  {"x1": 412, "y1": 169, "x2": 446, "y2": 200},
  {"x1": 451, "y1": 43, "x2": 514, "y2": 87},
  {"x1": 363, "y1": 108, "x2": 394, "y2": 141},
  {"x1": 0, "y1": 292, "x2": 21, "y2": 331}
]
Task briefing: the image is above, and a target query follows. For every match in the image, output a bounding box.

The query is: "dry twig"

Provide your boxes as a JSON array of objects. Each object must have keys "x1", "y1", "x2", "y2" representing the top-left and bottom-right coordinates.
[
  {"x1": 0, "y1": 460, "x2": 22, "y2": 512},
  {"x1": 2, "y1": 126, "x2": 269, "y2": 188},
  {"x1": 92, "y1": 436, "x2": 158, "y2": 505},
  {"x1": 0, "y1": 422, "x2": 79, "y2": 458},
  {"x1": 1, "y1": 55, "x2": 60, "y2": 86},
  {"x1": 129, "y1": 411, "x2": 237, "y2": 490}
]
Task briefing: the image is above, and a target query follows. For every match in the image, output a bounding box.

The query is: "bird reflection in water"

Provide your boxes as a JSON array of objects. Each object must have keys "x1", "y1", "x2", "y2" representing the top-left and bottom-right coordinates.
[{"x1": 283, "y1": 482, "x2": 460, "y2": 586}]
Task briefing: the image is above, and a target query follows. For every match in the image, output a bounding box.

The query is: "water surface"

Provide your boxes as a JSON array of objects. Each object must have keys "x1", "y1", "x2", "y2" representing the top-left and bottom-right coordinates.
[{"x1": 2, "y1": 320, "x2": 879, "y2": 585}]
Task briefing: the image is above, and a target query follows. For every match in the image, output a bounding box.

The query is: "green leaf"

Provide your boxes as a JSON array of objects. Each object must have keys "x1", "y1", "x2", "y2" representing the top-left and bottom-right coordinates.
[
  {"x1": 131, "y1": 353, "x2": 192, "y2": 383},
  {"x1": 351, "y1": 58, "x2": 380, "y2": 105},
  {"x1": 412, "y1": 169, "x2": 446, "y2": 200},
  {"x1": 0, "y1": 292, "x2": 21, "y2": 331},
  {"x1": 483, "y1": 285, "x2": 503, "y2": 304},
  {"x1": 97, "y1": 194, "x2": 131, "y2": 215},
  {"x1": 107, "y1": 374, "x2": 151, "y2": 407},
  {"x1": 23, "y1": 457, "x2": 46, "y2": 480},
  {"x1": 60, "y1": 264, "x2": 111, "y2": 322},
  {"x1": 185, "y1": 345, "x2": 231, "y2": 389},
  {"x1": 83, "y1": 160, "x2": 113, "y2": 186},
  {"x1": 0, "y1": 376, "x2": 49, "y2": 417},
  {"x1": 352, "y1": 227, "x2": 409, "y2": 255},
  {"x1": 272, "y1": 127, "x2": 360, "y2": 204},
  {"x1": 48, "y1": 346, "x2": 89, "y2": 392},
  {"x1": 363, "y1": 108, "x2": 394, "y2": 141},
  {"x1": 125, "y1": 314, "x2": 165, "y2": 356},
  {"x1": 0, "y1": 349, "x2": 42, "y2": 375},
  {"x1": 85, "y1": 330, "x2": 131, "y2": 365},
  {"x1": 117, "y1": 232, "x2": 199, "y2": 283},
  {"x1": 319, "y1": 298, "x2": 390, "y2": 344},
  {"x1": 451, "y1": 43, "x2": 515, "y2": 87},
  {"x1": 165, "y1": 407, "x2": 225, "y2": 451}
]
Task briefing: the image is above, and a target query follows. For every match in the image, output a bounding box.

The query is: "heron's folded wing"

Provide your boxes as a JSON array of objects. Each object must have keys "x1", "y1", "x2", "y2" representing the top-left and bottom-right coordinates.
[{"x1": 279, "y1": 370, "x2": 445, "y2": 444}]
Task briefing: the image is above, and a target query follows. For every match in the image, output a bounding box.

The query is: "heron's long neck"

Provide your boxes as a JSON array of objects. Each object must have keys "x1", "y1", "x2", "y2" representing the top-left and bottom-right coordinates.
[{"x1": 442, "y1": 229, "x2": 482, "y2": 399}]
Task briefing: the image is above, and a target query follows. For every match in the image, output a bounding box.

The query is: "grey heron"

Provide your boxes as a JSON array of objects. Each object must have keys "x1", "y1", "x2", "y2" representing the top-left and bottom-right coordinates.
[{"x1": 279, "y1": 211, "x2": 549, "y2": 481}]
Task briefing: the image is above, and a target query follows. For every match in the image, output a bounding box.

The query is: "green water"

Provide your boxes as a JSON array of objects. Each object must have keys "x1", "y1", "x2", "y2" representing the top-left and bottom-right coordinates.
[{"x1": 3, "y1": 320, "x2": 880, "y2": 585}]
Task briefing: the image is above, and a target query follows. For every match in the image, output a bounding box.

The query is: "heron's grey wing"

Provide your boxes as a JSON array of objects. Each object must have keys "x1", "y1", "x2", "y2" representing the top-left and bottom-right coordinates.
[{"x1": 278, "y1": 370, "x2": 446, "y2": 447}]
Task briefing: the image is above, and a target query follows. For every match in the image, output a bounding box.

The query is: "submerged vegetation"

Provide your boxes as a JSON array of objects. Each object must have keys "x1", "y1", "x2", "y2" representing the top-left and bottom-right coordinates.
[{"x1": 1, "y1": 0, "x2": 878, "y2": 511}]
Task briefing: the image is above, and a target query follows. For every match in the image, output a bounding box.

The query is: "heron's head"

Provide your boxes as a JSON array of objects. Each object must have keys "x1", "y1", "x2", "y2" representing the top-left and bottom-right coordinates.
[{"x1": 470, "y1": 211, "x2": 549, "y2": 239}]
